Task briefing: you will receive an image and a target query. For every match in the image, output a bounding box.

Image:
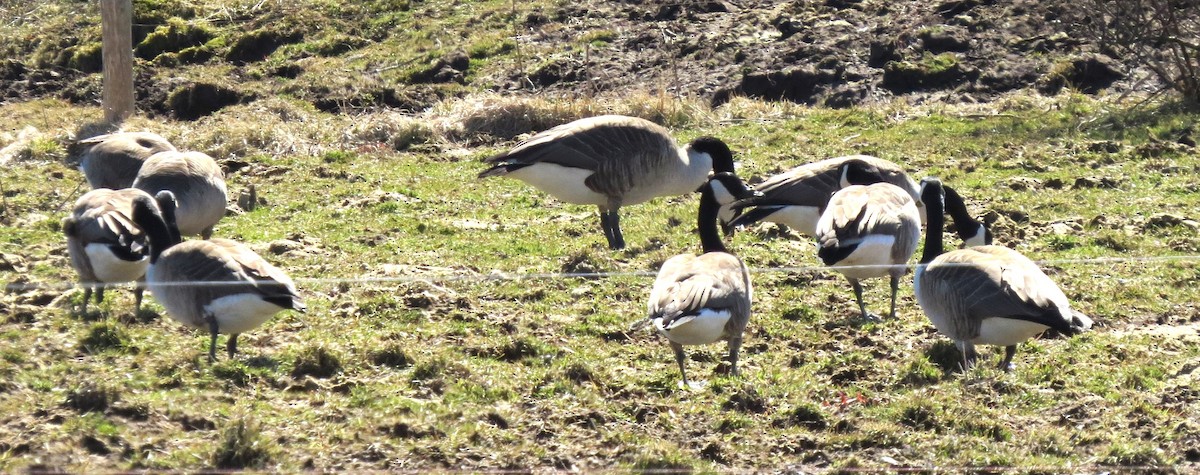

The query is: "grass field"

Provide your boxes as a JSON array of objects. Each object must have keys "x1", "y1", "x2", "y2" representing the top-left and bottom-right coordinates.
[{"x1": 1, "y1": 91, "x2": 1198, "y2": 471}]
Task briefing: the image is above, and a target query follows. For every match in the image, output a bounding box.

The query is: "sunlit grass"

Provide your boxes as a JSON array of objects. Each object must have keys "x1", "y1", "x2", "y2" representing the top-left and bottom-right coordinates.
[{"x1": 2, "y1": 91, "x2": 1199, "y2": 471}]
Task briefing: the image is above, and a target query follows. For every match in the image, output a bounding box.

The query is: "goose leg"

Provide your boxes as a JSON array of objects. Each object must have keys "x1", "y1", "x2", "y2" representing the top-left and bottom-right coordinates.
[
  {"x1": 95, "y1": 285, "x2": 105, "y2": 306},
  {"x1": 998, "y1": 345, "x2": 1018, "y2": 372},
  {"x1": 671, "y1": 342, "x2": 689, "y2": 388},
  {"x1": 206, "y1": 313, "x2": 219, "y2": 363},
  {"x1": 601, "y1": 210, "x2": 626, "y2": 250},
  {"x1": 725, "y1": 337, "x2": 743, "y2": 377},
  {"x1": 850, "y1": 279, "x2": 880, "y2": 322},
  {"x1": 957, "y1": 340, "x2": 978, "y2": 372},
  {"x1": 202, "y1": 226, "x2": 214, "y2": 239},
  {"x1": 598, "y1": 209, "x2": 617, "y2": 249},
  {"x1": 888, "y1": 274, "x2": 901, "y2": 320},
  {"x1": 609, "y1": 211, "x2": 625, "y2": 250},
  {"x1": 81, "y1": 286, "x2": 93, "y2": 314},
  {"x1": 133, "y1": 287, "x2": 144, "y2": 314},
  {"x1": 227, "y1": 334, "x2": 239, "y2": 359}
]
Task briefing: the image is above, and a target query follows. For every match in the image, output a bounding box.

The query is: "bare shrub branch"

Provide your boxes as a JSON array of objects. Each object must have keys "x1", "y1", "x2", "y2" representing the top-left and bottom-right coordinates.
[{"x1": 1071, "y1": 0, "x2": 1200, "y2": 102}]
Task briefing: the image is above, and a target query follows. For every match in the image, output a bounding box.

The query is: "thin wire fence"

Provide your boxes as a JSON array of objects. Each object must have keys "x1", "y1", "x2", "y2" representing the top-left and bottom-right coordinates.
[{"x1": 7, "y1": 254, "x2": 1198, "y2": 292}]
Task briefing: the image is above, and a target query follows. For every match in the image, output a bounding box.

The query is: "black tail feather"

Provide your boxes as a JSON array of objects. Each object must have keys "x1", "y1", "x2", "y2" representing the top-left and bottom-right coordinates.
[
  {"x1": 727, "y1": 205, "x2": 784, "y2": 228},
  {"x1": 478, "y1": 162, "x2": 531, "y2": 178}
]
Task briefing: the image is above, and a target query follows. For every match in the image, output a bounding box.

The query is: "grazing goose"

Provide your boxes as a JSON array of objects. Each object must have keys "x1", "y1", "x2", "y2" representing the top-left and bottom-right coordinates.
[
  {"x1": 914, "y1": 178, "x2": 1092, "y2": 372},
  {"x1": 632, "y1": 172, "x2": 756, "y2": 388},
  {"x1": 943, "y1": 184, "x2": 992, "y2": 247},
  {"x1": 62, "y1": 188, "x2": 171, "y2": 314},
  {"x1": 133, "y1": 150, "x2": 228, "y2": 239},
  {"x1": 816, "y1": 182, "x2": 922, "y2": 321},
  {"x1": 130, "y1": 191, "x2": 305, "y2": 362},
  {"x1": 477, "y1": 115, "x2": 736, "y2": 250},
  {"x1": 728, "y1": 155, "x2": 923, "y2": 236},
  {"x1": 77, "y1": 132, "x2": 177, "y2": 190}
]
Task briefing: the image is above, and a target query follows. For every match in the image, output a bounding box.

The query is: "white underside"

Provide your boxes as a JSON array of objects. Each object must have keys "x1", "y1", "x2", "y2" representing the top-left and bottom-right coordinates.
[
  {"x1": 510, "y1": 164, "x2": 607, "y2": 206},
  {"x1": 508, "y1": 162, "x2": 705, "y2": 208},
  {"x1": 85, "y1": 243, "x2": 148, "y2": 283},
  {"x1": 973, "y1": 317, "x2": 1049, "y2": 346},
  {"x1": 654, "y1": 309, "x2": 730, "y2": 346},
  {"x1": 761, "y1": 205, "x2": 822, "y2": 236},
  {"x1": 829, "y1": 234, "x2": 899, "y2": 280},
  {"x1": 203, "y1": 294, "x2": 286, "y2": 334}
]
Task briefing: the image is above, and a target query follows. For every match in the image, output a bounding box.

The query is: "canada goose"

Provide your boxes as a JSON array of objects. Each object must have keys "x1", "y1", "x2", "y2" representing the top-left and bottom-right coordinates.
[
  {"x1": 477, "y1": 115, "x2": 736, "y2": 250},
  {"x1": 728, "y1": 155, "x2": 924, "y2": 236},
  {"x1": 77, "y1": 132, "x2": 177, "y2": 190},
  {"x1": 133, "y1": 150, "x2": 228, "y2": 239},
  {"x1": 816, "y1": 182, "x2": 922, "y2": 322},
  {"x1": 62, "y1": 188, "x2": 171, "y2": 314},
  {"x1": 914, "y1": 178, "x2": 1092, "y2": 372},
  {"x1": 130, "y1": 191, "x2": 305, "y2": 362},
  {"x1": 632, "y1": 172, "x2": 756, "y2": 388},
  {"x1": 943, "y1": 184, "x2": 992, "y2": 247}
]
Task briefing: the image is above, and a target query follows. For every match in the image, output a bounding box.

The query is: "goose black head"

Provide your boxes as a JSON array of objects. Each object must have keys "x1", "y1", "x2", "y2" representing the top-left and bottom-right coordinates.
[
  {"x1": 688, "y1": 136, "x2": 736, "y2": 175},
  {"x1": 706, "y1": 172, "x2": 761, "y2": 236}
]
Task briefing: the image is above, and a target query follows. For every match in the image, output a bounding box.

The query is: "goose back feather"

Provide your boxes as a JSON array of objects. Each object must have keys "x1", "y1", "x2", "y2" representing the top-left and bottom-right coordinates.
[
  {"x1": 77, "y1": 132, "x2": 176, "y2": 190},
  {"x1": 133, "y1": 150, "x2": 228, "y2": 238}
]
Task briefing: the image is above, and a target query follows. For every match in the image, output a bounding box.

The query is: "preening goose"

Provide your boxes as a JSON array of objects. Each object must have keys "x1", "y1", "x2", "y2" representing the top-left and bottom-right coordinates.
[
  {"x1": 133, "y1": 150, "x2": 228, "y2": 239},
  {"x1": 816, "y1": 182, "x2": 922, "y2": 321},
  {"x1": 130, "y1": 191, "x2": 305, "y2": 362},
  {"x1": 728, "y1": 155, "x2": 924, "y2": 236},
  {"x1": 943, "y1": 184, "x2": 992, "y2": 247},
  {"x1": 632, "y1": 172, "x2": 756, "y2": 388},
  {"x1": 478, "y1": 115, "x2": 736, "y2": 250},
  {"x1": 914, "y1": 178, "x2": 1092, "y2": 372},
  {"x1": 77, "y1": 132, "x2": 177, "y2": 190},
  {"x1": 62, "y1": 188, "x2": 172, "y2": 314}
]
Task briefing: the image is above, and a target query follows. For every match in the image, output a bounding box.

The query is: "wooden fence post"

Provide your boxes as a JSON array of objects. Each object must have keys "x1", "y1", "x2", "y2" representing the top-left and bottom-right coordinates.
[{"x1": 100, "y1": 0, "x2": 135, "y2": 123}]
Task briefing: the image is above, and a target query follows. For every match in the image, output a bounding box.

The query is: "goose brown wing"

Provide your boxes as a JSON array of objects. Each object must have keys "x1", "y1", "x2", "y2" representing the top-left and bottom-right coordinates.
[
  {"x1": 649, "y1": 253, "x2": 749, "y2": 328},
  {"x1": 209, "y1": 239, "x2": 305, "y2": 311},
  {"x1": 821, "y1": 185, "x2": 916, "y2": 259},
  {"x1": 752, "y1": 162, "x2": 841, "y2": 207},
  {"x1": 484, "y1": 116, "x2": 677, "y2": 195},
  {"x1": 69, "y1": 190, "x2": 149, "y2": 256},
  {"x1": 934, "y1": 247, "x2": 1074, "y2": 332}
]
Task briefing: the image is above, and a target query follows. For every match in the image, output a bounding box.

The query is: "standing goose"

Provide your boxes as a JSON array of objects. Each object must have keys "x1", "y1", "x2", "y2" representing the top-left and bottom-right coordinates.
[
  {"x1": 62, "y1": 188, "x2": 171, "y2": 314},
  {"x1": 632, "y1": 172, "x2": 756, "y2": 388},
  {"x1": 728, "y1": 155, "x2": 924, "y2": 236},
  {"x1": 914, "y1": 178, "x2": 1092, "y2": 372},
  {"x1": 130, "y1": 191, "x2": 305, "y2": 362},
  {"x1": 77, "y1": 132, "x2": 177, "y2": 190},
  {"x1": 477, "y1": 115, "x2": 736, "y2": 250},
  {"x1": 816, "y1": 182, "x2": 922, "y2": 321},
  {"x1": 133, "y1": 150, "x2": 228, "y2": 238}
]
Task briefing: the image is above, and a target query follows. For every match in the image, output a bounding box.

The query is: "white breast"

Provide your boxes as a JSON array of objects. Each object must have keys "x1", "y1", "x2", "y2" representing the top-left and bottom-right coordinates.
[
  {"x1": 654, "y1": 309, "x2": 730, "y2": 346},
  {"x1": 85, "y1": 243, "x2": 148, "y2": 283}
]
